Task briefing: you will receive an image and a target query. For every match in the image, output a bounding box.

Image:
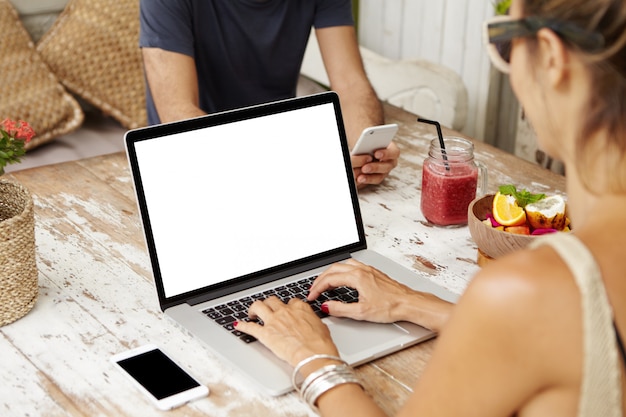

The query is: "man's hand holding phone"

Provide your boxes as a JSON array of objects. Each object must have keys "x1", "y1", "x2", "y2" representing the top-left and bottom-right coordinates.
[{"x1": 351, "y1": 124, "x2": 400, "y2": 187}]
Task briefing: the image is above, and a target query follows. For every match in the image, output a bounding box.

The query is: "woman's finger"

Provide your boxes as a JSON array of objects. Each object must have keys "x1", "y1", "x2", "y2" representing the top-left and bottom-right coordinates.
[
  {"x1": 320, "y1": 299, "x2": 368, "y2": 320},
  {"x1": 308, "y1": 260, "x2": 368, "y2": 299},
  {"x1": 247, "y1": 295, "x2": 282, "y2": 320}
]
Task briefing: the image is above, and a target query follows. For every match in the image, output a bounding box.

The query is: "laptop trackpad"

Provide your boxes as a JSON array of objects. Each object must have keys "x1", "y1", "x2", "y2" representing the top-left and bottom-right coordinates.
[{"x1": 325, "y1": 317, "x2": 411, "y2": 356}]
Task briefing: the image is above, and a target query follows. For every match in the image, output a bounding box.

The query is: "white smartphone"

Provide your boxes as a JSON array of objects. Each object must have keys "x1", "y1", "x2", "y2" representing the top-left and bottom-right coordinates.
[
  {"x1": 110, "y1": 344, "x2": 209, "y2": 410},
  {"x1": 351, "y1": 123, "x2": 398, "y2": 156}
]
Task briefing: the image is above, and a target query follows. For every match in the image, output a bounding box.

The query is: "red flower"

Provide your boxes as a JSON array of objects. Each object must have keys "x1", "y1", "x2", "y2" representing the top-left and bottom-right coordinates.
[
  {"x1": 0, "y1": 118, "x2": 37, "y2": 174},
  {"x1": 15, "y1": 120, "x2": 35, "y2": 143},
  {"x1": 0, "y1": 118, "x2": 17, "y2": 133},
  {"x1": 1, "y1": 119, "x2": 35, "y2": 143}
]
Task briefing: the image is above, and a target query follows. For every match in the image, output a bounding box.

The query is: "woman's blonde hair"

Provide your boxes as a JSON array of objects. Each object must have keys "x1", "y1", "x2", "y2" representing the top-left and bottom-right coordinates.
[{"x1": 522, "y1": 0, "x2": 626, "y2": 192}]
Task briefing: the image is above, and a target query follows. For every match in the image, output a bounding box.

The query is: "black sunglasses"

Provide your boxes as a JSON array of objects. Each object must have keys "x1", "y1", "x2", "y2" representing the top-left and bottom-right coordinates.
[{"x1": 484, "y1": 15, "x2": 605, "y2": 73}]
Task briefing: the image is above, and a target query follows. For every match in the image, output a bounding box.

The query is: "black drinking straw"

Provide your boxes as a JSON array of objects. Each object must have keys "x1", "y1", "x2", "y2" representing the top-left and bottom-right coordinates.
[{"x1": 418, "y1": 118, "x2": 450, "y2": 171}]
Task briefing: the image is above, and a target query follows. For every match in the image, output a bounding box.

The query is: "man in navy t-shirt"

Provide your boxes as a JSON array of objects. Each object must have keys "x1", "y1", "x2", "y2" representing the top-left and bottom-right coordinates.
[{"x1": 139, "y1": 0, "x2": 400, "y2": 187}]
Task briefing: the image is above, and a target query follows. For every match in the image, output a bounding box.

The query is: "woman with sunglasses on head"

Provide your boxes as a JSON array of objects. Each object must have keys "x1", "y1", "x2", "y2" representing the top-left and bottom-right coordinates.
[{"x1": 235, "y1": 0, "x2": 626, "y2": 415}]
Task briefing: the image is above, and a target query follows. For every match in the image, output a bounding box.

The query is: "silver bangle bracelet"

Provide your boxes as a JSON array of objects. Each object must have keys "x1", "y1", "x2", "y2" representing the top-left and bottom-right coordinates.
[
  {"x1": 291, "y1": 354, "x2": 347, "y2": 391},
  {"x1": 301, "y1": 364, "x2": 363, "y2": 410},
  {"x1": 299, "y1": 364, "x2": 344, "y2": 395}
]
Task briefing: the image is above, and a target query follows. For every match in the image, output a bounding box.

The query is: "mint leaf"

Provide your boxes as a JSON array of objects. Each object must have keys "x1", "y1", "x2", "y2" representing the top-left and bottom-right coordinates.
[
  {"x1": 498, "y1": 184, "x2": 517, "y2": 196},
  {"x1": 498, "y1": 185, "x2": 545, "y2": 208},
  {"x1": 519, "y1": 191, "x2": 546, "y2": 207}
]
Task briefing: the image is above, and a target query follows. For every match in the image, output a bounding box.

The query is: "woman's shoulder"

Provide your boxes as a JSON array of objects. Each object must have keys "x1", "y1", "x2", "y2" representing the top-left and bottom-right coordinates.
[
  {"x1": 459, "y1": 244, "x2": 583, "y2": 372},
  {"x1": 471, "y1": 243, "x2": 579, "y2": 303},
  {"x1": 427, "y1": 245, "x2": 583, "y2": 413}
]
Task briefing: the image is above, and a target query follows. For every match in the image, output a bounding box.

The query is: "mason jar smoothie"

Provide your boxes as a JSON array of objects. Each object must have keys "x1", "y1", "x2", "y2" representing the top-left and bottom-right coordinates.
[{"x1": 420, "y1": 137, "x2": 485, "y2": 226}]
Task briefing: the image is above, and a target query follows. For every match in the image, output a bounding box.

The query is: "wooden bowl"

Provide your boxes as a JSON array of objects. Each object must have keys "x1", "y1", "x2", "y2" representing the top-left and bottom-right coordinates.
[{"x1": 467, "y1": 194, "x2": 535, "y2": 260}]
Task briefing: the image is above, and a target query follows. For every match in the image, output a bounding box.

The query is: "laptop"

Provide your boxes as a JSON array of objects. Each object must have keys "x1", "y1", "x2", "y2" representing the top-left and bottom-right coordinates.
[{"x1": 124, "y1": 91, "x2": 458, "y2": 396}]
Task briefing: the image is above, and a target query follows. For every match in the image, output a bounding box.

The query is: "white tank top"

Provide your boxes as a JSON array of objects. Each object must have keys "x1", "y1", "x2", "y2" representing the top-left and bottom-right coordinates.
[{"x1": 529, "y1": 233, "x2": 623, "y2": 417}]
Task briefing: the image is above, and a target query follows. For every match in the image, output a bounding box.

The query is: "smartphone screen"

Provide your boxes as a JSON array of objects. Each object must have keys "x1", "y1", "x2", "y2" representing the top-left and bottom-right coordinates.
[{"x1": 112, "y1": 345, "x2": 208, "y2": 409}]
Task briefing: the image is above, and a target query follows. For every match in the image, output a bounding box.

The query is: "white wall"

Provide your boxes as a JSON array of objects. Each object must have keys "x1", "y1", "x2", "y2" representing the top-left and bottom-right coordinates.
[{"x1": 358, "y1": 0, "x2": 496, "y2": 141}]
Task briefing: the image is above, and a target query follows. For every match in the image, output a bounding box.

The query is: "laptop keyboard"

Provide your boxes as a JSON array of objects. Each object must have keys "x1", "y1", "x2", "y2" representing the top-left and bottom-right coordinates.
[{"x1": 201, "y1": 275, "x2": 359, "y2": 343}]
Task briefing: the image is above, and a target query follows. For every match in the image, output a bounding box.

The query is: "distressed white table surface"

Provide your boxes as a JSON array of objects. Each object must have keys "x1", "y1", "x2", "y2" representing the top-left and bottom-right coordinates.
[{"x1": 1, "y1": 104, "x2": 566, "y2": 416}]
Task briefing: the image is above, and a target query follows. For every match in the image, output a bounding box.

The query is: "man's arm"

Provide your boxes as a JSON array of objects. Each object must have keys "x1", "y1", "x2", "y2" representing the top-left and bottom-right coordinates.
[
  {"x1": 316, "y1": 26, "x2": 399, "y2": 187},
  {"x1": 142, "y1": 47, "x2": 207, "y2": 123},
  {"x1": 315, "y1": 26, "x2": 382, "y2": 146}
]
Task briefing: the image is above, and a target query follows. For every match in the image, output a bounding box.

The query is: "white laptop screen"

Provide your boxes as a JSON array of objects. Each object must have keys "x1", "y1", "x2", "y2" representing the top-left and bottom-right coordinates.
[{"x1": 132, "y1": 99, "x2": 361, "y2": 298}]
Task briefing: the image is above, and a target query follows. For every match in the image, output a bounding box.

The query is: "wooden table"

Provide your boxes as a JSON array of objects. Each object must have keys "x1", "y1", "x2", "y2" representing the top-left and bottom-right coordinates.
[{"x1": 0, "y1": 103, "x2": 566, "y2": 416}]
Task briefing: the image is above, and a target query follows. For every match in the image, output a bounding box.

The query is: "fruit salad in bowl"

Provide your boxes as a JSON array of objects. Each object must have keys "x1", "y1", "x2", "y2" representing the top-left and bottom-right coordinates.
[{"x1": 468, "y1": 185, "x2": 571, "y2": 262}]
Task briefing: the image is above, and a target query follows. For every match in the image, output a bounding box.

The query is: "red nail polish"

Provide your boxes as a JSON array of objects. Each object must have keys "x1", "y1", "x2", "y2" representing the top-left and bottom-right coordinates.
[
  {"x1": 233, "y1": 321, "x2": 238, "y2": 327},
  {"x1": 321, "y1": 303, "x2": 329, "y2": 314}
]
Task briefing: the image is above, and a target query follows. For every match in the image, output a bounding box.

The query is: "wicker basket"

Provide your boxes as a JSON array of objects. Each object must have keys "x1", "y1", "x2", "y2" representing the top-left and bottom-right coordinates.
[{"x1": 0, "y1": 179, "x2": 38, "y2": 327}]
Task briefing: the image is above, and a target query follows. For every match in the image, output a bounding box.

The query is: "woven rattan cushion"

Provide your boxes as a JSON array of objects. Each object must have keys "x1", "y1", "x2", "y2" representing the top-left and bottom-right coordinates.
[
  {"x1": 0, "y1": 0, "x2": 83, "y2": 151},
  {"x1": 37, "y1": 0, "x2": 147, "y2": 129}
]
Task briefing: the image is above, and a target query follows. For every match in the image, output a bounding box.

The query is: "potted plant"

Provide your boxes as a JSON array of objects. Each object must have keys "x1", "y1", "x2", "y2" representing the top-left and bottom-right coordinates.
[
  {"x1": 494, "y1": 0, "x2": 511, "y2": 15},
  {"x1": 0, "y1": 119, "x2": 38, "y2": 326}
]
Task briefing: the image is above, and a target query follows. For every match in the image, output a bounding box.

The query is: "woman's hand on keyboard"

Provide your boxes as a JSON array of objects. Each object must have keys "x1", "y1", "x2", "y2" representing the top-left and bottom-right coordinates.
[
  {"x1": 308, "y1": 259, "x2": 451, "y2": 332},
  {"x1": 234, "y1": 296, "x2": 340, "y2": 368}
]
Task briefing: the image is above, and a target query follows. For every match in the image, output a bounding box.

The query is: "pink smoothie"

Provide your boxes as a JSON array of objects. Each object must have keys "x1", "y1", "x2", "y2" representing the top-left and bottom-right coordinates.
[{"x1": 421, "y1": 162, "x2": 478, "y2": 225}]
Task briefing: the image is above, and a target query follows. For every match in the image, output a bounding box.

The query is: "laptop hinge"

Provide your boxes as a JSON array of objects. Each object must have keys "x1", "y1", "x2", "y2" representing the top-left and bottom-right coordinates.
[{"x1": 185, "y1": 252, "x2": 352, "y2": 306}]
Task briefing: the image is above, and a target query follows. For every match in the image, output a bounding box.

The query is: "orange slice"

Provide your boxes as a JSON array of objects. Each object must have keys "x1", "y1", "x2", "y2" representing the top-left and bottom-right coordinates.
[
  {"x1": 492, "y1": 191, "x2": 527, "y2": 226},
  {"x1": 525, "y1": 195, "x2": 566, "y2": 230},
  {"x1": 505, "y1": 225, "x2": 530, "y2": 235}
]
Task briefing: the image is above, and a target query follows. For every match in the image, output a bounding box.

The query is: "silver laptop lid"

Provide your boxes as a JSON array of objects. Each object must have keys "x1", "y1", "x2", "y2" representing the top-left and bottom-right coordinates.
[{"x1": 125, "y1": 92, "x2": 367, "y2": 310}]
